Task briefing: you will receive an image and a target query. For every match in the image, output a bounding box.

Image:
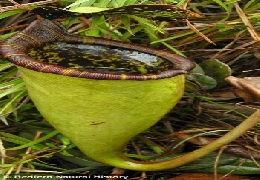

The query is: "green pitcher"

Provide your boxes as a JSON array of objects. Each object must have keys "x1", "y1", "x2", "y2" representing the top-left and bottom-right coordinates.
[{"x1": 1, "y1": 19, "x2": 255, "y2": 171}]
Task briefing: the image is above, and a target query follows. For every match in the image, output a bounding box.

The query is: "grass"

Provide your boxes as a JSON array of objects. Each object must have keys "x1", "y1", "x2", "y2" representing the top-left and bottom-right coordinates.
[{"x1": 0, "y1": 0, "x2": 259, "y2": 179}]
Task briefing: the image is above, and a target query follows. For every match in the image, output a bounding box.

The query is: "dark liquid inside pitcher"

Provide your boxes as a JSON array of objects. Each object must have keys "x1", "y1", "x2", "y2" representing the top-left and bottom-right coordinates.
[{"x1": 27, "y1": 42, "x2": 174, "y2": 75}]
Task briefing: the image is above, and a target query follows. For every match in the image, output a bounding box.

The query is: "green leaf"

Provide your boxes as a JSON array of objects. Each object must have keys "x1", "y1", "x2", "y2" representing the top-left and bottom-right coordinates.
[
  {"x1": 244, "y1": 0, "x2": 260, "y2": 11},
  {"x1": 0, "y1": 90, "x2": 27, "y2": 117},
  {"x1": 129, "y1": 15, "x2": 164, "y2": 34},
  {"x1": 151, "y1": 152, "x2": 238, "y2": 169},
  {"x1": 70, "y1": 6, "x2": 109, "y2": 13},
  {"x1": 212, "y1": 0, "x2": 232, "y2": 13},
  {"x1": 121, "y1": 25, "x2": 143, "y2": 42},
  {"x1": 65, "y1": 0, "x2": 96, "y2": 8},
  {"x1": 0, "y1": 9, "x2": 25, "y2": 20},
  {"x1": 0, "y1": 32, "x2": 17, "y2": 40},
  {"x1": 5, "y1": 130, "x2": 59, "y2": 150},
  {"x1": 0, "y1": 132, "x2": 32, "y2": 144},
  {"x1": 161, "y1": 42, "x2": 185, "y2": 56},
  {"x1": 190, "y1": 64, "x2": 205, "y2": 74},
  {"x1": 83, "y1": 16, "x2": 106, "y2": 36},
  {"x1": 185, "y1": 80, "x2": 200, "y2": 92},
  {"x1": 191, "y1": 158, "x2": 260, "y2": 175},
  {"x1": 115, "y1": 0, "x2": 138, "y2": 6},
  {"x1": 187, "y1": 73, "x2": 217, "y2": 90},
  {"x1": 0, "y1": 79, "x2": 25, "y2": 99},
  {"x1": 151, "y1": 30, "x2": 195, "y2": 44},
  {"x1": 200, "y1": 59, "x2": 231, "y2": 87},
  {"x1": 0, "y1": 62, "x2": 13, "y2": 71},
  {"x1": 0, "y1": 68, "x2": 18, "y2": 82},
  {"x1": 121, "y1": 15, "x2": 132, "y2": 35}
]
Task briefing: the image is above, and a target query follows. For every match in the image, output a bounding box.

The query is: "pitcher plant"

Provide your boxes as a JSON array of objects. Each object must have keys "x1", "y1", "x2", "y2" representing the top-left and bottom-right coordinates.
[{"x1": 0, "y1": 19, "x2": 259, "y2": 171}]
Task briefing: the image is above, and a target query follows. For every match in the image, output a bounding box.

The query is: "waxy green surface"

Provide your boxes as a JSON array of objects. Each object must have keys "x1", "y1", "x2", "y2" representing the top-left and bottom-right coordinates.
[{"x1": 19, "y1": 66, "x2": 185, "y2": 171}]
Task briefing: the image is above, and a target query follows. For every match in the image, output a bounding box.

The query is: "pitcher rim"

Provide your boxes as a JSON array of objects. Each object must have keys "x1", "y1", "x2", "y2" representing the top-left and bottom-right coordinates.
[{"x1": 0, "y1": 19, "x2": 195, "y2": 80}]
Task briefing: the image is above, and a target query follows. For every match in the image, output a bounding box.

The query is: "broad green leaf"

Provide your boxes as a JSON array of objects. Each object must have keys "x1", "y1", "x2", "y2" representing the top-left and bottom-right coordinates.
[
  {"x1": 190, "y1": 64, "x2": 205, "y2": 75},
  {"x1": 200, "y1": 59, "x2": 231, "y2": 87},
  {"x1": 187, "y1": 73, "x2": 217, "y2": 90}
]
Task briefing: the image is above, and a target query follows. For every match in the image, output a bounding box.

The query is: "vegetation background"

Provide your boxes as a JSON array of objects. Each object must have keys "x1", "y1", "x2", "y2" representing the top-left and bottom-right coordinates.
[{"x1": 0, "y1": 0, "x2": 259, "y2": 179}]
